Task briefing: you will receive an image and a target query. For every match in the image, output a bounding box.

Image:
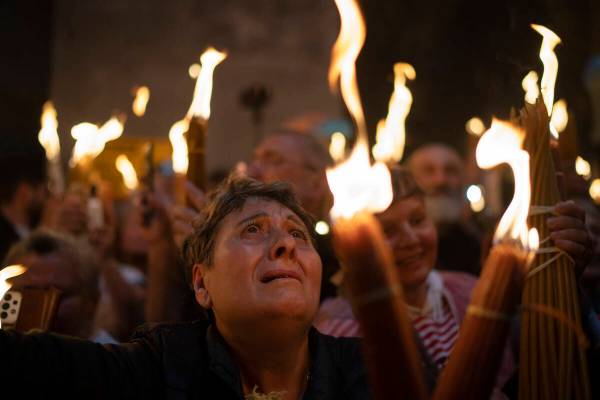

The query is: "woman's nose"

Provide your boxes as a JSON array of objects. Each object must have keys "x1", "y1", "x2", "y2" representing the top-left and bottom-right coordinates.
[
  {"x1": 389, "y1": 223, "x2": 419, "y2": 247},
  {"x1": 269, "y1": 229, "x2": 297, "y2": 260}
]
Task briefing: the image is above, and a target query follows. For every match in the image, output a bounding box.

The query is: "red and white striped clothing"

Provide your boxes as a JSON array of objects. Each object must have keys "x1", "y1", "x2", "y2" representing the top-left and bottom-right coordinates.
[{"x1": 408, "y1": 302, "x2": 459, "y2": 368}]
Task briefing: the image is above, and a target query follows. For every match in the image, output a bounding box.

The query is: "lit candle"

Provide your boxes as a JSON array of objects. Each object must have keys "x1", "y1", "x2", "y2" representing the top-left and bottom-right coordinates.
[
  {"x1": 37, "y1": 101, "x2": 65, "y2": 195},
  {"x1": 327, "y1": 1, "x2": 427, "y2": 398}
]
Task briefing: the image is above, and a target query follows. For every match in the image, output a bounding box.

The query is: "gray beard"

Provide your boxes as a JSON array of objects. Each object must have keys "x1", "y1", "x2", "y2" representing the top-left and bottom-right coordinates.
[{"x1": 425, "y1": 195, "x2": 463, "y2": 224}]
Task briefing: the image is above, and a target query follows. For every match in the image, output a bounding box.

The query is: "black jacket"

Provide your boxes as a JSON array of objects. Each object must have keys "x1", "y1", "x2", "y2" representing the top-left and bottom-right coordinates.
[{"x1": 0, "y1": 320, "x2": 371, "y2": 399}]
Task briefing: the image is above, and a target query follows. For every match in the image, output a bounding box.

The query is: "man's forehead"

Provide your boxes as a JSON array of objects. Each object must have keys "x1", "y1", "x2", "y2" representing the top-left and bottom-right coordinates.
[{"x1": 257, "y1": 134, "x2": 309, "y2": 158}]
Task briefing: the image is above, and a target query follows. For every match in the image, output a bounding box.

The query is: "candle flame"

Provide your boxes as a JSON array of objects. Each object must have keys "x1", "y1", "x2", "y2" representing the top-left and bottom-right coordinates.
[
  {"x1": 372, "y1": 63, "x2": 416, "y2": 163},
  {"x1": 132, "y1": 86, "x2": 150, "y2": 117},
  {"x1": 69, "y1": 116, "x2": 125, "y2": 167},
  {"x1": 532, "y1": 24, "x2": 561, "y2": 139},
  {"x1": 550, "y1": 99, "x2": 568, "y2": 135},
  {"x1": 590, "y1": 179, "x2": 600, "y2": 204},
  {"x1": 0, "y1": 265, "x2": 26, "y2": 329},
  {"x1": 328, "y1": 0, "x2": 368, "y2": 147},
  {"x1": 465, "y1": 117, "x2": 485, "y2": 137},
  {"x1": 575, "y1": 156, "x2": 591, "y2": 180},
  {"x1": 522, "y1": 71, "x2": 540, "y2": 105},
  {"x1": 169, "y1": 119, "x2": 190, "y2": 174},
  {"x1": 115, "y1": 154, "x2": 139, "y2": 191},
  {"x1": 187, "y1": 48, "x2": 227, "y2": 120},
  {"x1": 188, "y1": 63, "x2": 201, "y2": 79},
  {"x1": 329, "y1": 132, "x2": 347, "y2": 162},
  {"x1": 38, "y1": 101, "x2": 61, "y2": 160},
  {"x1": 327, "y1": 143, "x2": 393, "y2": 220},
  {"x1": 326, "y1": 0, "x2": 392, "y2": 220},
  {"x1": 476, "y1": 118, "x2": 537, "y2": 250}
]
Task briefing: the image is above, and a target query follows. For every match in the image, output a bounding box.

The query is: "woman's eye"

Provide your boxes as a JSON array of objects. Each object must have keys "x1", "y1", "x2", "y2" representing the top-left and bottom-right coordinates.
[
  {"x1": 290, "y1": 229, "x2": 308, "y2": 240},
  {"x1": 243, "y1": 223, "x2": 261, "y2": 234}
]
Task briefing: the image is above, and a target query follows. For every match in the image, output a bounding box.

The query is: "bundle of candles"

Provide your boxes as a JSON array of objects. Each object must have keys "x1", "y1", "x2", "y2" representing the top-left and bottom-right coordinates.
[
  {"x1": 514, "y1": 25, "x2": 590, "y2": 400},
  {"x1": 518, "y1": 98, "x2": 590, "y2": 399},
  {"x1": 433, "y1": 119, "x2": 538, "y2": 400}
]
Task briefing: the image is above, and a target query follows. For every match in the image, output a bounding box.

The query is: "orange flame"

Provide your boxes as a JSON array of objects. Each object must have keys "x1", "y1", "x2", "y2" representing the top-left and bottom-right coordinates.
[
  {"x1": 476, "y1": 118, "x2": 538, "y2": 251},
  {"x1": 0, "y1": 265, "x2": 26, "y2": 329},
  {"x1": 550, "y1": 99, "x2": 568, "y2": 135},
  {"x1": 38, "y1": 101, "x2": 61, "y2": 160},
  {"x1": 187, "y1": 48, "x2": 227, "y2": 120},
  {"x1": 532, "y1": 24, "x2": 561, "y2": 138},
  {"x1": 169, "y1": 119, "x2": 190, "y2": 174},
  {"x1": 328, "y1": 0, "x2": 367, "y2": 147},
  {"x1": 326, "y1": 0, "x2": 392, "y2": 220},
  {"x1": 373, "y1": 63, "x2": 416, "y2": 163},
  {"x1": 69, "y1": 116, "x2": 125, "y2": 167},
  {"x1": 590, "y1": 179, "x2": 600, "y2": 204},
  {"x1": 132, "y1": 86, "x2": 150, "y2": 117},
  {"x1": 522, "y1": 71, "x2": 540, "y2": 105},
  {"x1": 115, "y1": 154, "x2": 139, "y2": 191},
  {"x1": 575, "y1": 156, "x2": 591, "y2": 180}
]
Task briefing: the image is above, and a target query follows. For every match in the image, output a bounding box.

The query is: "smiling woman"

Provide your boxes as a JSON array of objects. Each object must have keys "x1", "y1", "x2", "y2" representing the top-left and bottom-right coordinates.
[{"x1": 0, "y1": 175, "x2": 371, "y2": 399}]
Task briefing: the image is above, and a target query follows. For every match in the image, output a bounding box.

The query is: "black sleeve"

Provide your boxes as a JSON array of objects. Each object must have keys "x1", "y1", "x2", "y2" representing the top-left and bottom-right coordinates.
[{"x1": 0, "y1": 329, "x2": 165, "y2": 399}]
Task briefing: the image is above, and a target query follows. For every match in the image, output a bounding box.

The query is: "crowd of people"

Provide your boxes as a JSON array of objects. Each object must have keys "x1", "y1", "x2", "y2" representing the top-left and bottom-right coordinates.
[{"x1": 1, "y1": 122, "x2": 599, "y2": 398}]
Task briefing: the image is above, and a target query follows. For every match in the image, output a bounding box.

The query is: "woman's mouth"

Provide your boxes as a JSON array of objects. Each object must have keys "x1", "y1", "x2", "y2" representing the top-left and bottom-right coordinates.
[{"x1": 260, "y1": 269, "x2": 302, "y2": 283}]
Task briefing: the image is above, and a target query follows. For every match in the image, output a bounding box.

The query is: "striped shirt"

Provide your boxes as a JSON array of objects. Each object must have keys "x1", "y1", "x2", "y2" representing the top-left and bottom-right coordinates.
[{"x1": 408, "y1": 302, "x2": 459, "y2": 369}]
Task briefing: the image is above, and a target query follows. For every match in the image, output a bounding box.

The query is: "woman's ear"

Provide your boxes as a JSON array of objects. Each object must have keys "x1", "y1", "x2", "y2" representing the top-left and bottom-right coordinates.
[{"x1": 192, "y1": 263, "x2": 212, "y2": 309}]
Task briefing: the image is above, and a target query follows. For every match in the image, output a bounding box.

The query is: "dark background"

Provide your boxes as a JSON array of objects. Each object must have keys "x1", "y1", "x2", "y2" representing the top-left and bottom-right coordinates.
[{"x1": 2, "y1": 0, "x2": 599, "y2": 173}]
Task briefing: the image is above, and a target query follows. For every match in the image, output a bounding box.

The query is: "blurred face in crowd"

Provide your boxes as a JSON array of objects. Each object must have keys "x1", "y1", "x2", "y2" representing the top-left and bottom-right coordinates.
[
  {"x1": 376, "y1": 195, "x2": 438, "y2": 292},
  {"x1": 248, "y1": 134, "x2": 331, "y2": 218},
  {"x1": 408, "y1": 144, "x2": 465, "y2": 224},
  {"x1": 10, "y1": 251, "x2": 98, "y2": 338},
  {"x1": 194, "y1": 197, "x2": 322, "y2": 332}
]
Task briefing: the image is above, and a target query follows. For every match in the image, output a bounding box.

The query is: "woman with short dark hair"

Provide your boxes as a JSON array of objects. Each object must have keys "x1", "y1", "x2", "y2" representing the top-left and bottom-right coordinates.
[{"x1": 0, "y1": 175, "x2": 371, "y2": 399}]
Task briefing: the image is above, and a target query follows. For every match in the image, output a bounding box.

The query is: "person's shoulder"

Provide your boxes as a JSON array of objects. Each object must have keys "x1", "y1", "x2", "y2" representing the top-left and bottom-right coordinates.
[{"x1": 439, "y1": 270, "x2": 478, "y2": 291}]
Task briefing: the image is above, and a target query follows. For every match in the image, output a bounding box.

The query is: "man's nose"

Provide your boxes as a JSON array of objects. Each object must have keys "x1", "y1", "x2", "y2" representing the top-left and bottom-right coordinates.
[{"x1": 269, "y1": 229, "x2": 297, "y2": 260}]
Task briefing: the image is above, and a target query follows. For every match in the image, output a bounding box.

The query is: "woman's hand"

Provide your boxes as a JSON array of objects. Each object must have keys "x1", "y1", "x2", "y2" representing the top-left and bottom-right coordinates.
[{"x1": 547, "y1": 200, "x2": 595, "y2": 277}]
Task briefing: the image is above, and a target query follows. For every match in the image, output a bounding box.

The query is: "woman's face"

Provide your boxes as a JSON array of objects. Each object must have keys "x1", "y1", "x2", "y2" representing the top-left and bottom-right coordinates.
[
  {"x1": 376, "y1": 195, "x2": 438, "y2": 291},
  {"x1": 197, "y1": 197, "x2": 322, "y2": 329}
]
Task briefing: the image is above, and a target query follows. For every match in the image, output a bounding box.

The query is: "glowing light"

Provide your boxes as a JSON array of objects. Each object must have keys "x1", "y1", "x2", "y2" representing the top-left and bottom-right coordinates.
[
  {"x1": 590, "y1": 179, "x2": 600, "y2": 204},
  {"x1": 476, "y1": 118, "x2": 537, "y2": 250},
  {"x1": 132, "y1": 86, "x2": 150, "y2": 117},
  {"x1": 522, "y1": 71, "x2": 540, "y2": 105},
  {"x1": 169, "y1": 119, "x2": 190, "y2": 174},
  {"x1": 575, "y1": 156, "x2": 591, "y2": 180},
  {"x1": 38, "y1": 101, "x2": 61, "y2": 160},
  {"x1": 0, "y1": 265, "x2": 26, "y2": 329},
  {"x1": 550, "y1": 99, "x2": 568, "y2": 135},
  {"x1": 372, "y1": 63, "x2": 416, "y2": 163},
  {"x1": 69, "y1": 116, "x2": 125, "y2": 167},
  {"x1": 532, "y1": 24, "x2": 561, "y2": 138},
  {"x1": 187, "y1": 48, "x2": 227, "y2": 120},
  {"x1": 115, "y1": 154, "x2": 139, "y2": 191},
  {"x1": 329, "y1": 132, "x2": 347, "y2": 162},
  {"x1": 465, "y1": 117, "x2": 485, "y2": 137},
  {"x1": 315, "y1": 221, "x2": 331, "y2": 235},
  {"x1": 466, "y1": 185, "x2": 486, "y2": 213}
]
